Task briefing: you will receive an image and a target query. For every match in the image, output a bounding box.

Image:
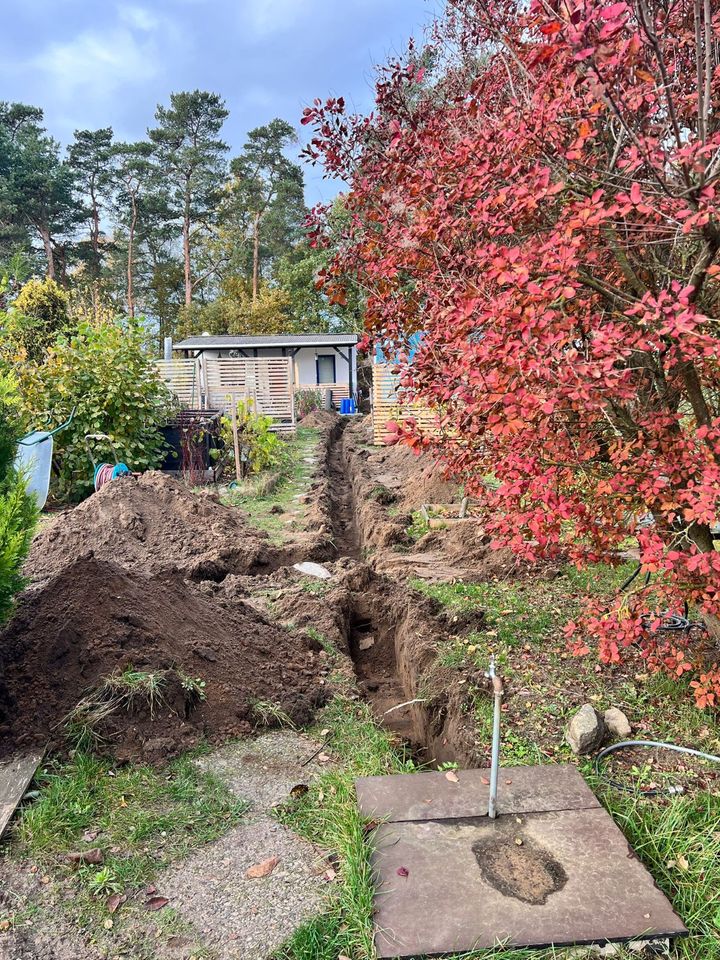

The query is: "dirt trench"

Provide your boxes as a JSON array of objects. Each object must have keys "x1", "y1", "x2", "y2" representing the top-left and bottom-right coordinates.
[{"x1": 321, "y1": 423, "x2": 482, "y2": 766}]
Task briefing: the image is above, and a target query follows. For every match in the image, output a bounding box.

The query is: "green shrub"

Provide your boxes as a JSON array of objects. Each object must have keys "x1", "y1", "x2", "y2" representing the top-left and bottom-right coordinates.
[
  {"x1": 3, "y1": 277, "x2": 70, "y2": 363},
  {"x1": 0, "y1": 373, "x2": 37, "y2": 623},
  {"x1": 295, "y1": 388, "x2": 323, "y2": 419},
  {"x1": 219, "y1": 398, "x2": 286, "y2": 476},
  {"x1": 16, "y1": 317, "x2": 172, "y2": 501}
]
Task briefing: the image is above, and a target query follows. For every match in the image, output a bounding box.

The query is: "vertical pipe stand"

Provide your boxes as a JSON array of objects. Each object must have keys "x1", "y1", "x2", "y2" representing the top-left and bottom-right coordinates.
[{"x1": 487, "y1": 657, "x2": 503, "y2": 820}]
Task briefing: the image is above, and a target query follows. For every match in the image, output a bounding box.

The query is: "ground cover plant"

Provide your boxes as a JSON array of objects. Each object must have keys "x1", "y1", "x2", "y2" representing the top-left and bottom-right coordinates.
[
  {"x1": 224, "y1": 425, "x2": 321, "y2": 541},
  {"x1": 304, "y1": 0, "x2": 720, "y2": 705},
  {"x1": 6, "y1": 752, "x2": 246, "y2": 931}
]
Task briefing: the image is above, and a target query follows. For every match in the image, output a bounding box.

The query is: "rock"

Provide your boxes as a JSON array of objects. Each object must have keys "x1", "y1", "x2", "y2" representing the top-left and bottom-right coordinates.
[
  {"x1": 566, "y1": 704, "x2": 606, "y2": 755},
  {"x1": 293, "y1": 562, "x2": 332, "y2": 580},
  {"x1": 604, "y1": 707, "x2": 631, "y2": 739}
]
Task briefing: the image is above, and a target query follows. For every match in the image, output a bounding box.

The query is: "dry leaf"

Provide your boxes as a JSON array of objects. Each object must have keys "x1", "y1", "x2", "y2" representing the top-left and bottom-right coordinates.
[
  {"x1": 514, "y1": 838, "x2": 523, "y2": 846},
  {"x1": 677, "y1": 855, "x2": 689, "y2": 872},
  {"x1": 106, "y1": 893, "x2": 126, "y2": 914},
  {"x1": 103, "y1": 918, "x2": 114, "y2": 930},
  {"x1": 0, "y1": 920, "x2": 10, "y2": 932},
  {"x1": 67, "y1": 848, "x2": 104, "y2": 866},
  {"x1": 396, "y1": 866, "x2": 409, "y2": 877},
  {"x1": 320, "y1": 728, "x2": 331, "y2": 737},
  {"x1": 146, "y1": 896, "x2": 169, "y2": 911},
  {"x1": 445, "y1": 770, "x2": 459, "y2": 783},
  {"x1": 245, "y1": 856, "x2": 280, "y2": 879},
  {"x1": 480, "y1": 776, "x2": 490, "y2": 785},
  {"x1": 318, "y1": 753, "x2": 331, "y2": 763}
]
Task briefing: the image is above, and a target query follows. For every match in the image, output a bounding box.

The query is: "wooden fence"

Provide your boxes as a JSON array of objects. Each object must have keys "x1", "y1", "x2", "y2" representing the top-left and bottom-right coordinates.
[
  {"x1": 204, "y1": 358, "x2": 296, "y2": 434},
  {"x1": 155, "y1": 359, "x2": 201, "y2": 408},
  {"x1": 371, "y1": 363, "x2": 439, "y2": 445}
]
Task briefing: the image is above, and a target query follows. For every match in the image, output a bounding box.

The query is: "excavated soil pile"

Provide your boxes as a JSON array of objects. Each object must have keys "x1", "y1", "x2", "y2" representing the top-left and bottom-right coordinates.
[
  {"x1": 0, "y1": 556, "x2": 326, "y2": 761},
  {"x1": 25, "y1": 471, "x2": 277, "y2": 584}
]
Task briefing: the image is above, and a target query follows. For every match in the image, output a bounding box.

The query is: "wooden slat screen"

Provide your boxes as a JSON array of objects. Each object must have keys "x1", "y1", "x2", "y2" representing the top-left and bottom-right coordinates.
[
  {"x1": 296, "y1": 382, "x2": 350, "y2": 403},
  {"x1": 371, "y1": 363, "x2": 439, "y2": 445},
  {"x1": 155, "y1": 359, "x2": 200, "y2": 408},
  {"x1": 204, "y1": 358, "x2": 296, "y2": 434}
]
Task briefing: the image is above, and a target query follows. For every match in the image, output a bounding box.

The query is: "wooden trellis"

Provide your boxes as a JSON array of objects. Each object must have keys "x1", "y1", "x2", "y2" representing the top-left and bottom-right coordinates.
[
  {"x1": 204, "y1": 357, "x2": 296, "y2": 434},
  {"x1": 371, "y1": 363, "x2": 439, "y2": 445}
]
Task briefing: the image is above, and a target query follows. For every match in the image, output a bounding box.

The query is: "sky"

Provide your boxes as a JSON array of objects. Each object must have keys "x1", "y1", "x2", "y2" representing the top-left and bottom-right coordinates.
[{"x1": 0, "y1": 0, "x2": 434, "y2": 206}]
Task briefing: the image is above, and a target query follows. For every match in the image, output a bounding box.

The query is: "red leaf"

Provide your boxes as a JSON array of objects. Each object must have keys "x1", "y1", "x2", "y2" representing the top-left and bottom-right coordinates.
[
  {"x1": 396, "y1": 866, "x2": 409, "y2": 877},
  {"x1": 146, "y1": 897, "x2": 169, "y2": 912}
]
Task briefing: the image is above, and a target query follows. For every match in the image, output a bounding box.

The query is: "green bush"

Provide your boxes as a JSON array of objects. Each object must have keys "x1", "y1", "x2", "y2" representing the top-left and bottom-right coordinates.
[
  {"x1": 219, "y1": 399, "x2": 286, "y2": 476},
  {"x1": 0, "y1": 372, "x2": 37, "y2": 623},
  {"x1": 3, "y1": 277, "x2": 70, "y2": 363},
  {"x1": 16, "y1": 318, "x2": 172, "y2": 501},
  {"x1": 295, "y1": 388, "x2": 323, "y2": 419}
]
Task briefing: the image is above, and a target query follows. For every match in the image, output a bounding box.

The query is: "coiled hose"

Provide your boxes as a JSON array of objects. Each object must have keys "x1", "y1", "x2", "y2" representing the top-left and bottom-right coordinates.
[
  {"x1": 595, "y1": 739, "x2": 720, "y2": 795},
  {"x1": 94, "y1": 462, "x2": 131, "y2": 492}
]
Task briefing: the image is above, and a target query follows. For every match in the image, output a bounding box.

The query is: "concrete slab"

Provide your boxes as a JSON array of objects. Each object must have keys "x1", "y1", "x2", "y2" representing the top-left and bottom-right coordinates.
[
  {"x1": 370, "y1": 809, "x2": 687, "y2": 957},
  {"x1": 356, "y1": 764, "x2": 600, "y2": 823}
]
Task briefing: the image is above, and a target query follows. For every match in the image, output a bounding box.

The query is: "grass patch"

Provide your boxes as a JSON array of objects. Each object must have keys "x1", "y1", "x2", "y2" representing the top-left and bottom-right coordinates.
[
  {"x1": 273, "y1": 696, "x2": 416, "y2": 960},
  {"x1": 11, "y1": 752, "x2": 246, "y2": 905},
  {"x1": 223, "y1": 426, "x2": 321, "y2": 543}
]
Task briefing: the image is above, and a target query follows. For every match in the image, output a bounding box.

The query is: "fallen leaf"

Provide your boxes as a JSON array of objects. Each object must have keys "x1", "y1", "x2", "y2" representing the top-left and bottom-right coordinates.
[
  {"x1": 146, "y1": 897, "x2": 169, "y2": 911},
  {"x1": 480, "y1": 777, "x2": 490, "y2": 785},
  {"x1": 320, "y1": 728, "x2": 331, "y2": 737},
  {"x1": 245, "y1": 857, "x2": 280, "y2": 879},
  {"x1": 290, "y1": 784, "x2": 309, "y2": 799},
  {"x1": 325, "y1": 868, "x2": 337, "y2": 881},
  {"x1": 67, "y1": 848, "x2": 104, "y2": 866},
  {"x1": 103, "y1": 918, "x2": 113, "y2": 930},
  {"x1": 145, "y1": 885, "x2": 157, "y2": 896},
  {"x1": 81, "y1": 830, "x2": 99, "y2": 843},
  {"x1": 106, "y1": 893, "x2": 126, "y2": 914},
  {"x1": 318, "y1": 753, "x2": 331, "y2": 763},
  {"x1": 317, "y1": 791, "x2": 325, "y2": 802},
  {"x1": 677, "y1": 855, "x2": 689, "y2": 872},
  {"x1": 0, "y1": 920, "x2": 10, "y2": 931},
  {"x1": 396, "y1": 866, "x2": 409, "y2": 877},
  {"x1": 514, "y1": 838, "x2": 523, "y2": 846},
  {"x1": 445, "y1": 770, "x2": 459, "y2": 783},
  {"x1": 505, "y1": 779, "x2": 513, "y2": 785}
]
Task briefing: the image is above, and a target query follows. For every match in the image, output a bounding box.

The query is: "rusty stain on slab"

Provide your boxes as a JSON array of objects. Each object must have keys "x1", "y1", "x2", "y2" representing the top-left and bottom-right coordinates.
[
  {"x1": 356, "y1": 764, "x2": 600, "y2": 823},
  {"x1": 0, "y1": 752, "x2": 43, "y2": 839},
  {"x1": 357, "y1": 766, "x2": 687, "y2": 957}
]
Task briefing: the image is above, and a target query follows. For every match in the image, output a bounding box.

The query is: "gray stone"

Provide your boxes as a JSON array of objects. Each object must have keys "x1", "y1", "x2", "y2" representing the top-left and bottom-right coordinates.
[
  {"x1": 566, "y1": 704, "x2": 606, "y2": 755},
  {"x1": 604, "y1": 707, "x2": 632, "y2": 739}
]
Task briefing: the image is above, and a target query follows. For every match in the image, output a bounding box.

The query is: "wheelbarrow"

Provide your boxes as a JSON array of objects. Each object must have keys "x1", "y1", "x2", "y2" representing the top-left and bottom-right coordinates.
[{"x1": 14, "y1": 408, "x2": 76, "y2": 510}]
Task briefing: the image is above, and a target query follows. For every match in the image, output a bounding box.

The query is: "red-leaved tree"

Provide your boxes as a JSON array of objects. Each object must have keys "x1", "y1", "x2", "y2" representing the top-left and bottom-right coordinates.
[{"x1": 303, "y1": 0, "x2": 720, "y2": 705}]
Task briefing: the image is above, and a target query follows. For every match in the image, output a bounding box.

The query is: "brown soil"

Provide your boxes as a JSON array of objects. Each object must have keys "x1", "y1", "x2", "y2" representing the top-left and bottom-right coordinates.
[
  {"x1": 272, "y1": 563, "x2": 483, "y2": 766},
  {"x1": 24, "y1": 471, "x2": 280, "y2": 585},
  {"x1": 0, "y1": 556, "x2": 327, "y2": 762}
]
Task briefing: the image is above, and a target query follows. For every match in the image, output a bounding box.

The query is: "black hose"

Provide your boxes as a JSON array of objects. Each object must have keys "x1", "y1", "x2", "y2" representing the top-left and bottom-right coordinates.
[{"x1": 595, "y1": 739, "x2": 720, "y2": 795}]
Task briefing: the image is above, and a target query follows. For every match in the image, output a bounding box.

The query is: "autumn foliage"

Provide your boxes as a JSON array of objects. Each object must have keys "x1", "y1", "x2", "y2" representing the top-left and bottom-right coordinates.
[{"x1": 304, "y1": 0, "x2": 720, "y2": 704}]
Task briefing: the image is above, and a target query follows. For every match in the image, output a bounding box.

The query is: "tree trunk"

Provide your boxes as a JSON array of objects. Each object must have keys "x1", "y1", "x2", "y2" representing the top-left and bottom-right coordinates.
[
  {"x1": 38, "y1": 226, "x2": 55, "y2": 280},
  {"x1": 127, "y1": 194, "x2": 137, "y2": 319},
  {"x1": 91, "y1": 184, "x2": 100, "y2": 317},
  {"x1": 252, "y1": 211, "x2": 260, "y2": 302},
  {"x1": 183, "y1": 190, "x2": 192, "y2": 308}
]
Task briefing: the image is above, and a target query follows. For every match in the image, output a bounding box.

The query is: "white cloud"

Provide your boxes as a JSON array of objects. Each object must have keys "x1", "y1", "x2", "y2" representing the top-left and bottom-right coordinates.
[
  {"x1": 239, "y1": 0, "x2": 314, "y2": 36},
  {"x1": 26, "y1": 5, "x2": 181, "y2": 105},
  {"x1": 118, "y1": 4, "x2": 161, "y2": 31}
]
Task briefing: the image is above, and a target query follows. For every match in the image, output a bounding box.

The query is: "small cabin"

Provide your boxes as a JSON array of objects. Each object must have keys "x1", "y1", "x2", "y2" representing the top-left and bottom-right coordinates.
[{"x1": 173, "y1": 333, "x2": 359, "y2": 403}]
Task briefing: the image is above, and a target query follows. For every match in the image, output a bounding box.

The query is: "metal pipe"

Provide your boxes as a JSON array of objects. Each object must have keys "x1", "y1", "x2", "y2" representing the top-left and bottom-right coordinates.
[{"x1": 487, "y1": 659, "x2": 503, "y2": 820}]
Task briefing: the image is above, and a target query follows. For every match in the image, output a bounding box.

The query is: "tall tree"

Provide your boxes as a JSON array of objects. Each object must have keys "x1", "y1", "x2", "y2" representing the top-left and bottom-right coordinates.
[
  {"x1": 148, "y1": 91, "x2": 228, "y2": 308},
  {"x1": 67, "y1": 127, "x2": 115, "y2": 299},
  {"x1": 228, "y1": 119, "x2": 305, "y2": 301},
  {"x1": 112, "y1": 141, "x2": 154, "y2": 318},
  {"x1": 0, "y1": 103, "x2": 79, "y2": 280}
]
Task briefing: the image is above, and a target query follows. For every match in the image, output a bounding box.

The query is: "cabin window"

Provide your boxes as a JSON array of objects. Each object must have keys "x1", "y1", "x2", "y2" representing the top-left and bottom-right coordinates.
[{"x1": 316, "y1": 354, "x2": 336, "y2": 384}]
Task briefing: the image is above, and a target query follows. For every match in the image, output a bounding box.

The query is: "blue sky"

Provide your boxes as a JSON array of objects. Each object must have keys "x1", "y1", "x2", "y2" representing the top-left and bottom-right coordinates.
[{"x1": 1, "y1": 0, "x2": 433, "y2": 205}]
